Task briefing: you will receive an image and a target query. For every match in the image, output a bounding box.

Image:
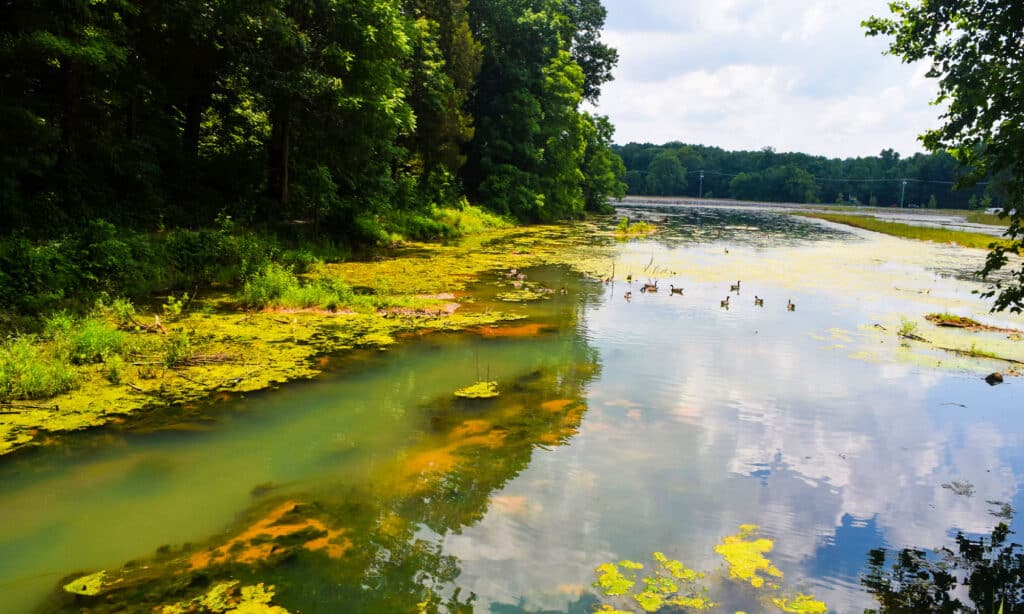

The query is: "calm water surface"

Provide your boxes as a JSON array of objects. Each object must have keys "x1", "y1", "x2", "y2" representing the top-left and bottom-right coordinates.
[{"x1": 1, "y1": 206, "x2": 1022, "y2": 613}]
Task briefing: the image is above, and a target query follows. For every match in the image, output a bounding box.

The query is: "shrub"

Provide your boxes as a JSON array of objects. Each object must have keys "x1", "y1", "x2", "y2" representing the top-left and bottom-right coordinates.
[
  {"x1": 240, "y1": 263, "x2": 300, "y2": 309},
  {"x1": 0, "y1": 336, "x2": 79, "y2": 401},
  {"x1": 104, "y1": 354, "x2": 126, "y2": 384},
  {"x1": 163, "y1": 330, "x2": 192, "y2": 368},
  {"x1": 46, "y1": 312, "x2": 126, "y2": 364},
  {"x1": 239, "y1": 263, "x2": 356, "y2": 310}
]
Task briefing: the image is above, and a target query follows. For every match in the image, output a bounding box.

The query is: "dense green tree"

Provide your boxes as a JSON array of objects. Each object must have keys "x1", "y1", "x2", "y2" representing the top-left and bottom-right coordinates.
[
  {"x1": 615, "y1": 142, "x2": 991, "y2": 209},
  {"x1": 645, "y1": 151, "x2": 686, "y2": 196},
  {"x1": 581, "y1": 113, "x2": 627, "y2": 212},
  {"x1": 0, "y1": 0, "x2": 623, "y2": 259},
  {"x1": 462, "y1": 0, "x2": 620, "y2": 221},
  {"x1": 865, "y1": 0, "x2": 1024, "y2": 312}
]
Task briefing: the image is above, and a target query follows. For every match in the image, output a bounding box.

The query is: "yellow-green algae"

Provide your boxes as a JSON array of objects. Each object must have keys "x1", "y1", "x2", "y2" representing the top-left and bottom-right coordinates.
[
  {"x1": 594, "y1": 527, "x2": 827, "y2": 613},
  {"x1": 62, "y1": 570, "x2": 108, "y2": 596},
  {"x1": 0, "y1": 221, "x2": 616, "y2": 456},
  {"x1": 771, "y1": 594, "x2": 829, "y2": 613},
  {"x1": 715, "y1": 524, "x2": 783, "y2": 589},
  {"x1": 594, "y1": 552, "x2": 715, "y2": 612},
  {"x1": 453, "y1": 380, "x2": 499, "y2": 398},
  {"x1": 159, "y1": 581, "x2": 289, "y2": 614}
]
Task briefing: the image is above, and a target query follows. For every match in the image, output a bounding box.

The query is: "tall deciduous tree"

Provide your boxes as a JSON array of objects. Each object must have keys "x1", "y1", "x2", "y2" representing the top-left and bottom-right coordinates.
[{"x1": 865, "y1": 1, "x2": 1024, "y2": 312}]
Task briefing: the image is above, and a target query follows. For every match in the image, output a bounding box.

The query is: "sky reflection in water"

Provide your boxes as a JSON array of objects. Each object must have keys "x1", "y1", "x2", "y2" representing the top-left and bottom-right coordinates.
[{"x1": 445, "y1": 206, "x2": 1024, "y2": 613}]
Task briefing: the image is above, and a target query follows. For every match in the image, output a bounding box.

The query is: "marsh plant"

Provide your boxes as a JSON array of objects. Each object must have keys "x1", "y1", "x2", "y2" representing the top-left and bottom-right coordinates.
[{"x1": 0, "y1": 336, "x2": 79, "y2": 401}]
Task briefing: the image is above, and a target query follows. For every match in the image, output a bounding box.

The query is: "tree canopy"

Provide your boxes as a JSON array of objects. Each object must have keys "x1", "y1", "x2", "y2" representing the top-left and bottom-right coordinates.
[
  {"x1": 616, "y1": 142, "x2": 993, "y2": 209},
  {"x1": 0, "y1": 0, "x2": 625, "y2": 239},
  {"x1": 864, "y1": 0, "x2": 1024, "y2": 312}
]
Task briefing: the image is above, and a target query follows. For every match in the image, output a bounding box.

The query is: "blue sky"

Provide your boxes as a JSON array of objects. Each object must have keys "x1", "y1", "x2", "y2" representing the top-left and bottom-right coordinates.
[{"x1": 591, "y1": 1, "x2": 942, "y2": 159}]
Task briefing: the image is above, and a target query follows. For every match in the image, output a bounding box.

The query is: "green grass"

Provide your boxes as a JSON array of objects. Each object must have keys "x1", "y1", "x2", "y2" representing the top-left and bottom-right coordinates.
[
  {"x1": 239, "y1": 262, "x2": 434, "y2": 312},
  {"x1": 898, "y1": 318, "x2": 919, "y2": 338},
  {"x1": 0, "y1": 336, "x2": 79, "y2": 401},
  {"x1": 798, "y1": 213, "x2": 1013, "y2": 250},
  {"x1": 965, "y1": 211, "x2": 1010, "y2": 226},
  {"x1": 45, "y1": 311, "x2": 128, "y2": 364},
  {"x1": 964, "y1": 343, "x2": 999, "y2": 360}
]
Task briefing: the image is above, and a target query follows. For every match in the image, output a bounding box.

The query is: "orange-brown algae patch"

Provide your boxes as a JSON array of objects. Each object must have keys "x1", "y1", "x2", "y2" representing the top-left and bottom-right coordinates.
[
  {"x1": 449, "y1": 419, "x2": 492, "y2": 439},
  {"x1": 402, "y1": 429, "x2": 508, "y2": 479},
  {"x1": 540, "y1": 399, "x2": 575, "y2": 413},
  {"x1": 402, "y1": 448, "x2": 460, "y2": 477},
  {"x1": 189, "y1": 501, "x2": 350, "y2": 570},
  {"x1": 471, "y1": 323, "x2": 554, "y2": 338}
]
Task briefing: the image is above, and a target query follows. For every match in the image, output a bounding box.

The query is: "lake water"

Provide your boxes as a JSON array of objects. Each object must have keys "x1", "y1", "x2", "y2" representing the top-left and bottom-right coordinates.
[{"x1": 1, "y1": 205, "x2": 1022, "y2": 613}]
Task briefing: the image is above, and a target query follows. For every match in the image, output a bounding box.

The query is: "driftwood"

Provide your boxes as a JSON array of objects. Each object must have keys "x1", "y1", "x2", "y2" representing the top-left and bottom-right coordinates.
[
  {"x1": 0, "y1": 402, "x2": 59, "y2": 412},
  {"x1": 175, "y1": 353, "x2": 236, "y2": 367},
  {"x1": 123, "y1": 313, "x2": 168, "y2": 335}
]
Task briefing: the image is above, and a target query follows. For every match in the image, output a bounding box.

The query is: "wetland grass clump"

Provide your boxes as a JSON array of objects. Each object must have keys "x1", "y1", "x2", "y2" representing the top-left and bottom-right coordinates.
[
  {"x1": 240, "y1": 263, "x2": 354, "y2": 310},
  {"x1": 45, "y1": 311, "x2": 127, "y2": 364},
  {"x1": 0, "y1": 336, "x2": 79, "y2": 401},
  {"x1": 965, "y1": 211, "x2": 1009, "y2": 226},
  {"x1": 798, "y1": 213, "x2": 1012, "y2": 250},
  {"x1": 615, "y1": 217, "x2": 657, "y2": 237}
]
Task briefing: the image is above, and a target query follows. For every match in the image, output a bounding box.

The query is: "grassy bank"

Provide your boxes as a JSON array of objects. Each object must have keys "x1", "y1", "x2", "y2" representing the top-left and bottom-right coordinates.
[
  {"x1": 797, "y1": 213, "x2": 1011, "y2": 250},
  {"x1": 0, "y1": 220, "x2": 615, "y2": 456}
]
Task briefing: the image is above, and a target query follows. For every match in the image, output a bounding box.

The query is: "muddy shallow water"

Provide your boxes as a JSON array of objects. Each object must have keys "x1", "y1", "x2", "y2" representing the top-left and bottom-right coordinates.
[{"x1": 2, "y1": 205, "x2": 1023, "y2": 613}]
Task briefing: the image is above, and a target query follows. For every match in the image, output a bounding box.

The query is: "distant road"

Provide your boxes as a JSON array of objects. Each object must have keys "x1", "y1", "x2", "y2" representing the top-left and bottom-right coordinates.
[{"x1": 616, "y1": 195, "x2": 1008, "y2": 237}]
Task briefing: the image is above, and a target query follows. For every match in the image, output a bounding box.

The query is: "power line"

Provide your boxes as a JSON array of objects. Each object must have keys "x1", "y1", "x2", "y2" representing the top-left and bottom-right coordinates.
[{"x1": 682, "y1": 169, "x2": 988, "y2": 187}]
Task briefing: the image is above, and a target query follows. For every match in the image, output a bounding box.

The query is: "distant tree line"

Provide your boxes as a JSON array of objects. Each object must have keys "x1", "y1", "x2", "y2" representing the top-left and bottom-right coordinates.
[
  {"x1": 615, "y1": 142, "x2": 1002, "y2": 209},
  {"x1": 0, "y1": 0, "x2": 626, "y2": 242}
]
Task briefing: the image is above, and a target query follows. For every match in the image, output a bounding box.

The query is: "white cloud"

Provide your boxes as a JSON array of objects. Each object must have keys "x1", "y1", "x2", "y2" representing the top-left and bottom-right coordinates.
[{"x1": 592, "y1": 0, "x2": 943, "y2": 158}]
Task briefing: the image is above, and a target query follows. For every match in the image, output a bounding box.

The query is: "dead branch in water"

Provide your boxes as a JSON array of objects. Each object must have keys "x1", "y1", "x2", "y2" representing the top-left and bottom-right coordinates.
[{"x1": 0, "y1": 402, "x2": 59, "y2": 412}]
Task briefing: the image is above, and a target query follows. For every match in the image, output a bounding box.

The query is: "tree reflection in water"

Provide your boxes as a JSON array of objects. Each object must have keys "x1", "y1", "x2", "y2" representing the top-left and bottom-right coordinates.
[{"x1": 863, "y1": 521, "x2": 1024, "y2": 613}]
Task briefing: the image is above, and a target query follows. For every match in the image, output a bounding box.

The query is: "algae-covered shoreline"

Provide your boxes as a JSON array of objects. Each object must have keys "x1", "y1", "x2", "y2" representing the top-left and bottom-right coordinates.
[{"x1": 0, "y1": 222, "x2": 619, "y2": 458}]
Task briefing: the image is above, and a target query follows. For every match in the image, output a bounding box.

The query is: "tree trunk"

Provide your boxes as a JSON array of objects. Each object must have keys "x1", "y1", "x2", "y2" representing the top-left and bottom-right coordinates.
[{"x1": 268, "y1": 104, "x2": 291, "y2": 212}]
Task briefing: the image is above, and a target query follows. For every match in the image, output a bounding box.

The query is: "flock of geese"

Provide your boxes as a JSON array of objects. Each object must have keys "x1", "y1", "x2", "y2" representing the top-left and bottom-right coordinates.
[{"x1": 621, "y1": 276, "x2": 796, "y2": 311}]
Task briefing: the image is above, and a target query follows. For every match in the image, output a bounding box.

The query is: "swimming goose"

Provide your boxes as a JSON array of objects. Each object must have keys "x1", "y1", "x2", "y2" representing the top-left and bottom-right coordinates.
[
  {"x1": 720, "y1": 296, "x2": 730, "y2": 308},
  {"x1": 642, "y1": 281, "x2": 658, "y2": 293},
  {"x1": 754, "y1": 296, "x2": 764, "y2": 307},
  {"x1": 670, "y1": 285, "x2": 684, "y2": 295},
  {"x1": 624, "y1": 291, "x2": 632, "y2": 301},
  {"x1": 787, "y1": 299, "x2": 796, "y2": 311},
  {"x1": 730, "y1": 280, "x2": 741, "y2": 292}
]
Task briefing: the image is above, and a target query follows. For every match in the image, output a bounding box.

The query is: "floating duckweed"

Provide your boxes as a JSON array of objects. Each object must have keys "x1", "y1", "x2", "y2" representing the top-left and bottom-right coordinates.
[
  {"x1": 595, "y1": 553, "x2": 716, "y2": 612},
  {"x1": 667, "y1": 596, "x2": 716, "y2": 609},
  {"x1": 62, "y1": 570, "x2": 107, "y2": 596},
  {"x1": 714, "y1": 524, "x2": 783, "y2": 589},
  {"x1": 595, "y1": 562, "x2": 637, "y2": 596},
  {"x1": 771, "y1": 594, "x2": 829, "y2": 613},
  {"x1": 654, "y1": 551, "x2": 702, "y2": 581},
  {"x1": 495, "y1": 288, "x2": 550, "y2": 302},
  {"x1": 453, "y1": 381, "x2": 499, "y2": 399}
]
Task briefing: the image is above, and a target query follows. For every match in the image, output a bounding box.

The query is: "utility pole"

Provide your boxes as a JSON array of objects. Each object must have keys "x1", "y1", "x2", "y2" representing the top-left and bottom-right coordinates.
[
  {"x1": 699, "y1": 171, "x2": 704, "y2": 199},
  {"x1": 900, "y1": 179, "x2": 907, "y2": 208}
]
